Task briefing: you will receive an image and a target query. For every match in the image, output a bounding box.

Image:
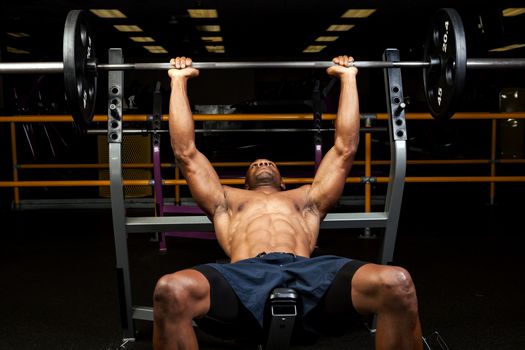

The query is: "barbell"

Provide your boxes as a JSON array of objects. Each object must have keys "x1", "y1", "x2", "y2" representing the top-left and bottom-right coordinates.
[{"x1": 1, "y1": 8, "x2": 524, "y2": 125}]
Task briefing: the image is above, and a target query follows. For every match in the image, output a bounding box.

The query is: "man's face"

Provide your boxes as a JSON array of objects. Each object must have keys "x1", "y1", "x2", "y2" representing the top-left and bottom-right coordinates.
[{"x1": 245, "y1": 159, "x2": 284, "y2": 190}]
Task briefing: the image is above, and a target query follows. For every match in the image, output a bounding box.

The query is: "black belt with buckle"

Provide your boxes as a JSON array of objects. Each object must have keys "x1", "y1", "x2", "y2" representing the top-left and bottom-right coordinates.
[{"x1": 256, "y1": 252, "x2": 296, "y2": 258}]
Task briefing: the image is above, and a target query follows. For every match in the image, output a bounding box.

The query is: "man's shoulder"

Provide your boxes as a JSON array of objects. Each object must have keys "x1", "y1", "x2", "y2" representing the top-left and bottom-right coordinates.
[
  {"x1": 285, "y1": 184, "x2": 312, "y2": 194},
  {"x1": 223, "y1": 185, "x2": 247, "y2": 194},
  {"x1": 279, "y1": 185, "x2": 313, "y2": 202},
  {"x1": 222, "y1": 186, "x2": 253, "y2": 200}
]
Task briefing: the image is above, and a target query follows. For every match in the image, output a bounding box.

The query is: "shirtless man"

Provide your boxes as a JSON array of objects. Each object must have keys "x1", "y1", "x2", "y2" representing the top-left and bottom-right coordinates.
[{"x1": 153, "y1": 56, "x2": 423, "y2": 350}]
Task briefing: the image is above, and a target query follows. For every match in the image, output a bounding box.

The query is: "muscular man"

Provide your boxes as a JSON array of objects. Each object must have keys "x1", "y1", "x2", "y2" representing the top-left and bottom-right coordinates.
[{"x1": 153, "y1": 56, "x2": 422, "y2": 350}]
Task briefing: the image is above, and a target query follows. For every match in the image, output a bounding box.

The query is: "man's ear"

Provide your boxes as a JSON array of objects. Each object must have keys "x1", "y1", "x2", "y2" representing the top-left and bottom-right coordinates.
[{"x1": 280, "y1": 181, "x2": 286, "y2": 191}]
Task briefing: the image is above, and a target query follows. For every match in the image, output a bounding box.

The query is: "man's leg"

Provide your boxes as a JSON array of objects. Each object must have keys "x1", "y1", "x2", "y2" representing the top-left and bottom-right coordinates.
[
  {"x1": 351, "y1": 264, "x2": 423, "y2": 350},
  {"x1": 153, "y1": 269, "x2": 211, "y2": 350}
]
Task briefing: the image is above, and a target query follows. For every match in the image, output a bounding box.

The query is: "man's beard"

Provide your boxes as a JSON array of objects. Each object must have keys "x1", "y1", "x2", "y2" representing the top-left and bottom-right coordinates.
[{"x1": 254, "y1": 171, "x2": 276, "y2": 187}]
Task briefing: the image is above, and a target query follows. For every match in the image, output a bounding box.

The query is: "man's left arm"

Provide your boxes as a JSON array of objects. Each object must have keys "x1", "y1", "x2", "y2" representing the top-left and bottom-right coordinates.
[{"x1": 308, "y1": 56, "x2": 360, "y2": 218}]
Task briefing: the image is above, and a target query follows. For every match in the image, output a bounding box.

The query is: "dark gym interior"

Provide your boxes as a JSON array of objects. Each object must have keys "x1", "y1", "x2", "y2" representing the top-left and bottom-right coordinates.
[{"x1": 1, "y1": 1, "x2": 525, "y2": 349}]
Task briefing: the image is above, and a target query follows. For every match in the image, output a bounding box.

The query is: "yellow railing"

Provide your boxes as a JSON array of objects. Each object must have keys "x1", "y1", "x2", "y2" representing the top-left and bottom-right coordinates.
[{"x1": 1, "y1": 113, "x2": 524, "y2": 209}]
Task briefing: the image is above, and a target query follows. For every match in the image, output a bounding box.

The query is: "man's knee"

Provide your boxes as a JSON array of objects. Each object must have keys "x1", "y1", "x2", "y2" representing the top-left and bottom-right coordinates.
[
  {"x1": 153, "y1": 270, "x2": 210, "y2": 318},
  {"x1": 378, "y1": 266, "x2": 418, "y2": 313}
]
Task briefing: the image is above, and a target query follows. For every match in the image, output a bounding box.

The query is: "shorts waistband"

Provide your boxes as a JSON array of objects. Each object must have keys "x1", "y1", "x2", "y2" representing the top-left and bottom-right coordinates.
[{"x1": 255, "y1": 252, "x2": 296, "y2": 258}]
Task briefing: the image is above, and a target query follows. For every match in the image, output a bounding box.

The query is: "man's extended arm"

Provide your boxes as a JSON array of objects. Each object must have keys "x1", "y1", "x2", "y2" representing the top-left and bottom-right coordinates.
[
  {"x1": 168, "y1": 57, "x2": 227, "y2": 218},
  {"x1": 308, "y1": 55, "x2": 360, "y2": 217}
]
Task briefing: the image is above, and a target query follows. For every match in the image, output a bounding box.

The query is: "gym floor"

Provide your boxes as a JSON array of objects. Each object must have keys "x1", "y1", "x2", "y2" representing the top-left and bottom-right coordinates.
[{"x1": 1, "y1": 184, "x2": 524, "y2": 350}]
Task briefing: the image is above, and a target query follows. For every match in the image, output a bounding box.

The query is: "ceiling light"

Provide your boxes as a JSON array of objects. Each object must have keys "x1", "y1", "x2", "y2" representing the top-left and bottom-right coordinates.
[
  {"x1": 188, "y1": 9, "x2": 218, "y2": 18},
  {"x1": 315, "y1": 36, "x2": 339, "y2": 42},
  {"x1": 206, "y1": 45, "x2": 225, "y2": 53},
  {"x1": 341, "y1": 9, "x2": 376, "y2": 18},
  {"x1": 196, "y1": 25, "x2": 221, "y2": 32},
  {"x1": 114, "y1": 25, "x2": 143, "y2": 32},
  {"x1": 489, "y1": 43, "x2": 525, "y2": 52},
  {"x1": 502, "y1": 8, "x2": 525, "y2": 17},
  {"x1": 144, "y1": 45, "x2": 168, "y2": 54},
  {"x1": 130, "y1": 37, "x2": 155, "y2": 42},
  {"x1": 6, "y1": 32, "x2": 30, "y2": 38},
  {"x1": 201, "y1": 36, "x2": 223, "y2": 42},
  {"x1": 327, "y1": 24, "x2": 354, "y2": 32},
  {"x1": 7, "y1": 46, "x2": 30, "y2": 54},
  {"x1": 90, "y1": 9, "x2": 127, "y2": 18},
  {"x1": 303, "y1": 45, "x2": 327, "y2": 53}
]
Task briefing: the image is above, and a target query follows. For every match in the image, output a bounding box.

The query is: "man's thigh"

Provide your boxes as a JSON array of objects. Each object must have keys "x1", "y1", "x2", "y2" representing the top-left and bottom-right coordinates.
[
  {"x1": 192, "y1": 265, "x2": 261, "y2": 337},
  {"x1": 304, "y1": 260, "x2": 369, "y2": 335}
]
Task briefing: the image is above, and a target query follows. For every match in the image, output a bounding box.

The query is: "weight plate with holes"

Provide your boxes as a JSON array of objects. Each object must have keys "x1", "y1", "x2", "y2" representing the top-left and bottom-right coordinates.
[
  {"x1": 423, "y1": 8, "x2": 467, "y2": 120},
  {"x1": 63, "y1": 10, "x2": 97, "y2": 126}
]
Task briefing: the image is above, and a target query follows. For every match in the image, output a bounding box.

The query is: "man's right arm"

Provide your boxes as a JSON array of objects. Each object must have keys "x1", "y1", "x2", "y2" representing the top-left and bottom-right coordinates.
[
  {"x1": 307, "y1": 56, "x2": 360, "y2": 218},
  {"x1": 168, "y1": 57, "x2": 227, "y2": 218}
]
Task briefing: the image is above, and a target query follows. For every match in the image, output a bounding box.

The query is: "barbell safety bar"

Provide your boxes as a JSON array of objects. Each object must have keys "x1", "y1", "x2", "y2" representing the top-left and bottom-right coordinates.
[
  {"x1": 1, "y1": 58, "x2": 524, "y2": 74},
  {"x1": 87, "y1": 127, "x2": 387, "y2": 134}
]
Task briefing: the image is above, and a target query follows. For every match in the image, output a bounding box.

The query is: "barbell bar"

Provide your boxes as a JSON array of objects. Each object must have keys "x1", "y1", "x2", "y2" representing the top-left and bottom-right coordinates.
[
  {"x1": 0, "y1": 61, "x2": 431, "y2": 73},
  {"x1": 1, "y1": 8, "x2": 524, "y2": 125},
  {"x1": 0, "y1": 61, "x2": 435, "y2": 74},
  {"x1": 72, "y1": 58, "x2": 525, "y2": 70},
  {"x1": 3, "y1": 58, "x2": 525, "y2": 75}
]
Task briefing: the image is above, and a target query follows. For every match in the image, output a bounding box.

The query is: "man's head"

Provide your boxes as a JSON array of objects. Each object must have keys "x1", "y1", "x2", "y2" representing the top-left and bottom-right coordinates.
[{"x1": 244, "y1": 159, "x2": 286, "y2": 191}]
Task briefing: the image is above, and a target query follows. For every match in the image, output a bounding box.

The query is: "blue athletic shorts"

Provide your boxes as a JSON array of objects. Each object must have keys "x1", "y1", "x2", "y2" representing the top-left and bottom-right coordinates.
[{"x1": 194, "y1": 252, "x2": 367, "y2": 330}]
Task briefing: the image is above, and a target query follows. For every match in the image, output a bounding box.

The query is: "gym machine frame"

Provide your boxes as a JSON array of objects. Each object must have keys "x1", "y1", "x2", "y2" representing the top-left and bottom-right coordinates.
[{"x1": 107, "y1": 47, "x2": 407, "y2": 341}]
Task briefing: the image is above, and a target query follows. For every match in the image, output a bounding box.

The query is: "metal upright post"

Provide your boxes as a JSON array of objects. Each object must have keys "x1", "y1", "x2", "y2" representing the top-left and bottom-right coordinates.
[
  {"x1": 312, "y1": 80, "x2": 323, "y2": 171},
  {"x1": 107, "y1": 48, "x2": 135, "y2": 340},
  {"x1": 381, "y1": 49, "x2": 408, "y2": 265},
  {"x1": 10, "y1": 122, "x2": 20, "y2": 208},
  {"x1": 490, "y1": 118, "x2": 497, "y2": 205}
]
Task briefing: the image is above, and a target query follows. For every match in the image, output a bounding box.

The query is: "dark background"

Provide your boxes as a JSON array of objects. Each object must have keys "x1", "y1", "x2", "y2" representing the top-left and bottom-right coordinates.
[{"x1": 1, "y1": 1, "x2": 525, "y2": 349}]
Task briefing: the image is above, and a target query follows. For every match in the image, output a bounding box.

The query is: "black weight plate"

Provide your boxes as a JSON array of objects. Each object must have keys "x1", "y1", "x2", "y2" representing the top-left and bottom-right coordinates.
[
  {"x1": 63, "y1": 10, "x2": 97, "y2": 125},
  {"x1": 423, "y1": 8, "x2": 467, "y2": 120}
]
